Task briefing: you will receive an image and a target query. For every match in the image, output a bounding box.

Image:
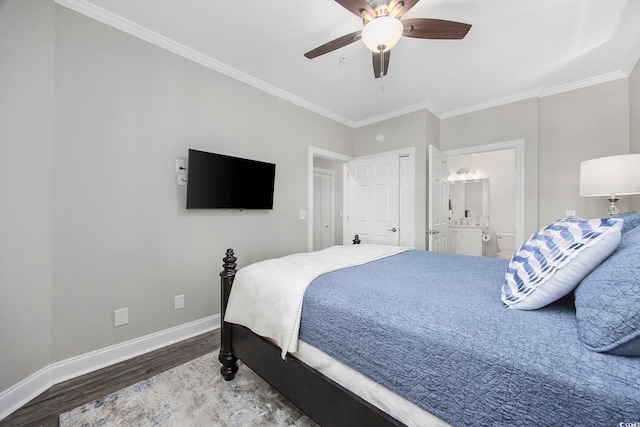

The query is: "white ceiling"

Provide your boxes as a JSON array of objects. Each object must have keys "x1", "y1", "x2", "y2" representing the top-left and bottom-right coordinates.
[{"x1": 57, "y1": 0, "x2": 640, "y2": 128}]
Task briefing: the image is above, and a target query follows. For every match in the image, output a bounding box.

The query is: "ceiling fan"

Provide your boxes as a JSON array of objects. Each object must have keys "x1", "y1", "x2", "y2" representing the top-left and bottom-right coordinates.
[{"x1": 304, "y1": 0, "x2": 471, "y2": 79}]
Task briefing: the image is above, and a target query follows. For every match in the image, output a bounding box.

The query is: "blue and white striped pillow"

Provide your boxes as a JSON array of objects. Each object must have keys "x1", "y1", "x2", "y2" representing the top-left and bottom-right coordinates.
[{"x1": 501, "y1": 217, "x2": 623, "y2": 310}]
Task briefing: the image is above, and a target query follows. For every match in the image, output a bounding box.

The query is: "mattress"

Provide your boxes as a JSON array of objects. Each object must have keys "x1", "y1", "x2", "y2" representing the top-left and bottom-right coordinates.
[{"x1": 294, "y1": 339, "x2": 450, "y2": 427}]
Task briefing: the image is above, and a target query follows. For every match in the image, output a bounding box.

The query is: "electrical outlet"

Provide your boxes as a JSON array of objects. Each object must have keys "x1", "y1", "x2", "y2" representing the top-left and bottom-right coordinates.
[
  {"x1": 177, "y1": 171, "x2": 187, "y2": 186},
  {"x1": 174, "y1": 295, "x2": 185, "y2": 310},
  {"x1": 114, "y1": 308, "x2": 128, "y2": 327}
]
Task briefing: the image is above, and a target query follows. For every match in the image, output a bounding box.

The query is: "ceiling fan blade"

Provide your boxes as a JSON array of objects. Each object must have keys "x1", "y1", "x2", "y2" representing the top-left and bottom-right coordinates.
[
  {"x1": 335, "y1": 0, "x2": 377, "y2": 19},
  {"x1": 304, "y1": 30, "x2": 362, "y2": 59},
  {"x1": 402, "y1": 18, "x2": 471, "y2": 39},
  {"x1": 372, "y1": 50, "x2": 391, "y2": 79},
  {"x1": 389, "y1": 0, "x2": 421, "y2": 18}
]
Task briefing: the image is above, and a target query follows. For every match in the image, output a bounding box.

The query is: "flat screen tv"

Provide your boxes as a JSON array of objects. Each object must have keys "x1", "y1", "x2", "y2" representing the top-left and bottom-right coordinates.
[{"x1": 186, "y1": 149, "x2": 275, "y2": 209}]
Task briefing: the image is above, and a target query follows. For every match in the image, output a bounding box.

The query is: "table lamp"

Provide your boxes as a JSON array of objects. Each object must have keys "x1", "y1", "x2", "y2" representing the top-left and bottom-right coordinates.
[{"x1": 579, "y1": 154, "x2": 640, "y2": 215}]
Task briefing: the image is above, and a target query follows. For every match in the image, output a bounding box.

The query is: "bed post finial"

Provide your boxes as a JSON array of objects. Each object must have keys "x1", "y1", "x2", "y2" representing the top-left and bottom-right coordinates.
[
  {"x1": 221, "y1": 249, "x2": 237, "y2": 277},
  {"x1": 219, "y1": 248, "x2": 239, "y2": 380},
  {"x1": 353, "y1": 234, "x2": 361, "y2": 244}
]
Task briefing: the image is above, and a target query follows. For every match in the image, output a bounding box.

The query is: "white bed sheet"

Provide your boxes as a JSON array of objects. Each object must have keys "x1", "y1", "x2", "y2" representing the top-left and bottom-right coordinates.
[
  {"x1": 225, "y1": 244, "x2": 409, "y2": 358},
  {"x1": 294, "y1": 340, "x2": 451, "y2": 427}
]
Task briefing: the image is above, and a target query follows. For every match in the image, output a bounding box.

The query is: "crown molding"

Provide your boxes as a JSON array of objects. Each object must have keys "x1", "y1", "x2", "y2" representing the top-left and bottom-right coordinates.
[
  {"x1": 441, "y1": 88, "x2": 544, "y2": 119},
  {"x1": 54, "y1": 0, "x2": 356, "y2": 128},
  {"x1": 539, "y1": 70, "x2": 627, "y2": 98},
  {"x1": 353, "y1": 100, "x2": 442, "y2": 128},
  {"x1": 440, "y1": 69, "x2": 628, "y2": 119}
]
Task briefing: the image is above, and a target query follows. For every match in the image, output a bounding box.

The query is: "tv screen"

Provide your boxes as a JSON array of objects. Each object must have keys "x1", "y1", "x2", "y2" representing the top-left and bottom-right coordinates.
[{"x1": 186, "y1": 149, "x2": 275, "y2": 209}]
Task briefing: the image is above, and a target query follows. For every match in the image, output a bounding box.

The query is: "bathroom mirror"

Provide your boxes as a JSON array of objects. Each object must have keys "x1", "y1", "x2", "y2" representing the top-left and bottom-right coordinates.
[{"x1": 449, "y1": 179, "x2": 489, "y2": 219}]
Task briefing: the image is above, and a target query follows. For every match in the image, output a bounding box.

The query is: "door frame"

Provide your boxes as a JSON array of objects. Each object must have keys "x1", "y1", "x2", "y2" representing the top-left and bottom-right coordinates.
[
  {"x1": 308, "y1": 147, "x2": 353, "y2": 253},
  {"x1": 443, "y1": 139, "x2": 525, "y2": 245}
]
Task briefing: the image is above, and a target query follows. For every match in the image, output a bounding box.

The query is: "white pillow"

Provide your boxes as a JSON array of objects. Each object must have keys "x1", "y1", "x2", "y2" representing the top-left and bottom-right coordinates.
[{"x1": 501, "y1": 217, "x2": 622, "y2": 310}]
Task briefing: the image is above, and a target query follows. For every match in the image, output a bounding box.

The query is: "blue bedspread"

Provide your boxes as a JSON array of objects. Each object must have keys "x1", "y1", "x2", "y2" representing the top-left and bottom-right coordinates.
[{"x1": 299, "y1": 250, "x2": 640, "y2": 426}]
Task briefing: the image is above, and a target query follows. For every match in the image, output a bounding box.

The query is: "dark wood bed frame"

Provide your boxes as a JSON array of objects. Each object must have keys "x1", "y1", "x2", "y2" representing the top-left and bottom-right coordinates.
[{"x1": 218, "y1": 236, "x2": 406, "y2": 427}]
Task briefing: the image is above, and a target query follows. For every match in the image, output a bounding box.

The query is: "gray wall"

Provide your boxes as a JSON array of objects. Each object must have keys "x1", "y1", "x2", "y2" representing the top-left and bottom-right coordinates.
[
  {"x1": 441, "y1": 99, "x2": 540, "y2": 238},
  {"x1": 631, "y1": 59, "x2": 640, "y2": 212},
  {"x1": 51, "y1": 5, "x2": 353, "y2": 361},
  {"x1": 441, "y1": 79, "x2": 635, "y2": 234},
  {"x1": 538, "y1": 79, "x2": 630, "y2": 223},
  {"x1": 0, "y1": 0, "x2": 55, "y2": 394},
  {"x1": 632, "y1": 60, "x2": 640, "y2": 154},
  {"x1": 1, "y1": 1, "x2": 353, "y2": 394}
]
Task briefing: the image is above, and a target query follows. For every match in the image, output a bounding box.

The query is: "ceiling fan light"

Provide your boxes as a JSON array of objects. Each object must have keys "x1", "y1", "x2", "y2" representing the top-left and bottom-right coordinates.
[{"x1": 361, "y1": 16, "x2": 403, "y2": 52}]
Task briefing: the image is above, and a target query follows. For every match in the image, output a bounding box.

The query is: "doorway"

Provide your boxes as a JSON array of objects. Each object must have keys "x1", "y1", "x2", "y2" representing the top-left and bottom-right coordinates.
[
  {"x1": 308, "y1": 146, "x2": 415, "y2": 252},
  {"x1": 308, "y1": 147, "x2": 352, "y2": 253},
  {"x1": 442, "y1": 139, "x2": 525, "y2": 250}
]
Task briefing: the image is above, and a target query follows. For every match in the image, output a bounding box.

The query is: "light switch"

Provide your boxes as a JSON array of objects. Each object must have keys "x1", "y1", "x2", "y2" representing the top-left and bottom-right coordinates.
[{"x1": 299, "y1": 210, "x2": 307, "y2": 220}]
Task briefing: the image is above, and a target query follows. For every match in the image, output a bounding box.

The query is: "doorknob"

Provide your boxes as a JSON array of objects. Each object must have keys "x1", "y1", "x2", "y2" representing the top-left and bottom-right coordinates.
[{"x1": 388, "y1": 227, "x2": 397, "y2": 232}]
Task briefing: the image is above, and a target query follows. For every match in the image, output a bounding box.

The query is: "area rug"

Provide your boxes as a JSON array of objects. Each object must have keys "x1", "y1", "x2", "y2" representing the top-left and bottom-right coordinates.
[{"x1": 60, "y1": 351, "x2": 318, "y2": 426}]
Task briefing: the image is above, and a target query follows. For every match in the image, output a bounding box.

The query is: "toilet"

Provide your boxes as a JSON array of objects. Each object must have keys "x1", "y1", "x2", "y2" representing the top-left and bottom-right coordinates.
[{"x1": 496, "y1": 232, "x2": 517, "y2": 259}]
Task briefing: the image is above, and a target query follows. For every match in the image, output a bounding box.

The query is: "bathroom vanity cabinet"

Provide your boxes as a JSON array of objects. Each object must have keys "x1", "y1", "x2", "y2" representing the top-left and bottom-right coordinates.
[{"x1": 448, "y1": 226, "x2": 485, "y2": 256}]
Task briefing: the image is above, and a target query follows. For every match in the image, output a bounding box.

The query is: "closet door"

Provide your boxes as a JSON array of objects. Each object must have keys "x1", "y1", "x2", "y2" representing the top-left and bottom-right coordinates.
[
  {"x1": 345, "y1": 155, "x2": 399, "y2": 246},
  {"x1": 313, "y1": 168, "x2": 335, "y2": 251}
]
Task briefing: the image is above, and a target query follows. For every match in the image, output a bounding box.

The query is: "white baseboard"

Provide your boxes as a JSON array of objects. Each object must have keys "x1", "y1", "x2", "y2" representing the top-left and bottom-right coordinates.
[
  {"x1": 0, "y1": 366, "x2": 52, "y2": 424},
  {"x1": 0, "y1": 315, "x2": 220, "y2": 421}
]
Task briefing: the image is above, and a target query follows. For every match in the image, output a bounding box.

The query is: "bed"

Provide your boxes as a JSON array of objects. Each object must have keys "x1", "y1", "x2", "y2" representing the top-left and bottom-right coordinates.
[{"x1": 218, "y1": 214, "x2": 640, "y2": 426}]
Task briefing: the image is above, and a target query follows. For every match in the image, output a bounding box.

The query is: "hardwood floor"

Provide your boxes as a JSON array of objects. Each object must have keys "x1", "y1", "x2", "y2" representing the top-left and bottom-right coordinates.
[{"x1": 0, "y1": 329, "x2": 219, "y2": 427}]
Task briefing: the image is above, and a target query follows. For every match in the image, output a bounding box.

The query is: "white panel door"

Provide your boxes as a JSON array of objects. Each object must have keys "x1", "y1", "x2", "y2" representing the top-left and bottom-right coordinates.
[
  {"x1": 428, "y1": 145, "x2": 449, "y2": 252},
  {"x1": 313, "y1": 168, "x2": 335, "y2": 251},
  {"x1": 346, "y1": 155, "x2": 399, "y2": 245}
]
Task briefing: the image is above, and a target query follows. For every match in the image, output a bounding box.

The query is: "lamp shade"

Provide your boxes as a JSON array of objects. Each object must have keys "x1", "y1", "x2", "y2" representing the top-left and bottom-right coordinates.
[
  {"x1": 361, "y1": 16, "x2": 404, "y2": 53},
  {"x1": 579, "y1": 154, "x2": 640, "y2": 197}
]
